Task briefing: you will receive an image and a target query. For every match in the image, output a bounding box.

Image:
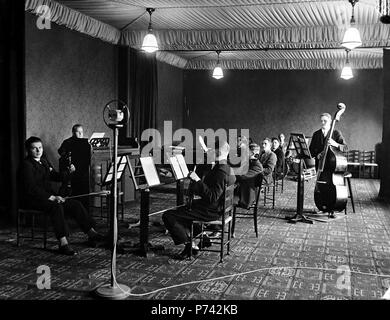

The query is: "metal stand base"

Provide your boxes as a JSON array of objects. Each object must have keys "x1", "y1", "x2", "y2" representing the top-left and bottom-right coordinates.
[
  {"x1": 286, "y1": 213, "x2": 314, "y2": 224},
  {"x1": 94, "y1": 283, "x2": 130, "y2": 300},
  {"x1": 121, "y1": 241, "x2": 165, "y2": 257}
]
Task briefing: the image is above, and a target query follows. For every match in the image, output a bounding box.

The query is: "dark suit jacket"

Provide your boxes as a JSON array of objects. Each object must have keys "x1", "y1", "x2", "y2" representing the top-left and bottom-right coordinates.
[
  {"x1": 58, "y1": 137, "x2": 91, "y2": 180},
  {"x1": 273, "y1": 147, "x2": 285, "y2": 176},
  {"x1": 259, "y1": 151, "x2": 277, "y2": 184},
  {"x1": 309, "y1": 129, "x2": 347, "y2": 159},
  {"x1": 191, "y1": 161, "x2": 236, "y2": 217},
  {"x1": 19, "y1": 156, "x2": 62, "y2": 206}
]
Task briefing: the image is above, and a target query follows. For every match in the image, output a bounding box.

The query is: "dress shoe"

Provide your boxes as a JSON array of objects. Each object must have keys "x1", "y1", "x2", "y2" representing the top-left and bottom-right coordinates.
[
  {"x1": 177, "y1": 244, "x2": 192, "y2": 259},
  {"x1": 58, "y1": 244, "x2": 77, "y2": 256}
]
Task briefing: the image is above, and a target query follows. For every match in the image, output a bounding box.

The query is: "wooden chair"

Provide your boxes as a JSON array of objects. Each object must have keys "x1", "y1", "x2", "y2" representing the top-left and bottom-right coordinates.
[
  {"x1": 17, "y1": 209, "x2": 48, "y2": 248},
  {"x1": 232, "y1": 174, "x2": 263, "y2": 238},
  {"x1": 345, "y1": 150, "x2": 361, "y2": 178},
  {"x1": 190, "y1": 184, "x2": 234, "y2": 263},
  {"x1": 274, "y1": 159, "x2": 288, "y2": 193},
  {"x1": 360, "y1": 150, "x2": 378, "y2": 179},
  {"x1": 263, "y1": 171, "x2": 276, "y2": 209}
]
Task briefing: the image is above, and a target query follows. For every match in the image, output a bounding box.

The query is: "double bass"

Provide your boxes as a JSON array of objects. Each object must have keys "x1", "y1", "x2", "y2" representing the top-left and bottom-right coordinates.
[{"x1": 314, "y1": 103, "x2": 348, "y2": 214}]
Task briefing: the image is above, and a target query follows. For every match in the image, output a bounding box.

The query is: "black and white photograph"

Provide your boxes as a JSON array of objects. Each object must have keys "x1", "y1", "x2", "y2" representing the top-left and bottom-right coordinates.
[{"x1": 1, "y1": 0, "x2": 390, "y2": 312}]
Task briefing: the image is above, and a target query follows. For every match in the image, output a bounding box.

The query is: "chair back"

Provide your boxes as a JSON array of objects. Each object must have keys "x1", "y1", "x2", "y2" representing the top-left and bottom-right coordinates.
[
  {"x1": 346, "y1": 150, "x2": 361, "y2": 163},
  {"x1": 361, "y1": 150, "x2": 376, "y2": 164},
  {"x1": 222, "y1": 184, "x2": 235, "y2": 216}
]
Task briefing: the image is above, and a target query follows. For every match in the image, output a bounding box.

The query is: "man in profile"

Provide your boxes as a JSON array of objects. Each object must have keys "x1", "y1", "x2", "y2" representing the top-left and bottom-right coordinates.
[{"x1": 163, "y1": 138, "x2": 236, "y2": 259}]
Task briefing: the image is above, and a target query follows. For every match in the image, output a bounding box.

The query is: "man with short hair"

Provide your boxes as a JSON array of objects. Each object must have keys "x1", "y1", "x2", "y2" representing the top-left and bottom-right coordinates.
[
  {"x1": 271, "y1": 137, "x2": 285, "y2": 178},
  {"x1": 19, "y1": 136, "x2": 104, "y2": 256},
  {"x1": 309, "y1": 113, "x2": 347, "y2": 169},
  {"x1": 162, "y1": 138, "x2": 236, "y2": 259},
  {"x1": 235, "y1": 143, "x2": 263, "y2": 208},
  {"x1": 259, "y1": 138, "x2": 277, "y2": 185},
  {"x1": 58, "y1": 124, "x2": 91, "y2": 211}
]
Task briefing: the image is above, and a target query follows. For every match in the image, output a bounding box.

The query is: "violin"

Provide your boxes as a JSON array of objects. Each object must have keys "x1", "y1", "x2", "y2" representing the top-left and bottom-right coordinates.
[
  {"x1": 314, "y1": 103, "x2": 348, "y2": 214},
  {"x1": 59, "y1": 151, "x2": 72, "y2": 197}
]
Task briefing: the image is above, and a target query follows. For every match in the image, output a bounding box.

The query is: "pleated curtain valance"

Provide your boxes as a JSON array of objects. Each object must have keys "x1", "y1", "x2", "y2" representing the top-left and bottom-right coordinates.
[{"x1": 25, "y1": 0, "x2": 121, "y2": 45}]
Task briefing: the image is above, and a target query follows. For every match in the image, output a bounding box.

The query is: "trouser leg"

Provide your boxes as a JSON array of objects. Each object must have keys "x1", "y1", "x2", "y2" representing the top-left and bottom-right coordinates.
[
  {"x1": 46, "y1": 203, "x2": 69, "y2": 240},
  {"x1": 63, "y1": 199, "x2": 95, "y2": 234}
]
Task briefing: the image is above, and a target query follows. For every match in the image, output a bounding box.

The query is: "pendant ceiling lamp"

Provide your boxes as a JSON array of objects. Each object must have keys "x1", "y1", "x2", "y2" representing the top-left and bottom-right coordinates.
[
  {"x1": 341, "y1": 0, "x2": 362, "y2": 50},
  {"x1": 340, "y1": 49, "x2": 353, "y2": 80},
  {"x1": 141, "y1": 8, "x2": 158, "y2": 53},
  {"x1": 212, "y1": 50, "x2": 224, "y2": 80}
]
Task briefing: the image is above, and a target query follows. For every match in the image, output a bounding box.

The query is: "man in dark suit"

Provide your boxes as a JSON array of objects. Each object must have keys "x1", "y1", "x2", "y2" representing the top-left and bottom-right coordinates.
[
  {"x1": 309, "y1": 113, "x2": 347, "y2": 169},
  {"x1": 58, "y1": 124, "x2": 91, "y2": 212},
  {"x1": 162, "y1": 138, "x2": 236, "y2": 259},
  {"x1": 259, "y1": 138, "x2": 277, "y2": 185},
  {"x1": 235, "y1": 143, "x2": 263, "y2": 208},
  {"x1": 271, "y1": 137, "x2": 285, "y2": 179},
  {"x1": 19, "y1": 136, "x2": 104, "y2": 255}
]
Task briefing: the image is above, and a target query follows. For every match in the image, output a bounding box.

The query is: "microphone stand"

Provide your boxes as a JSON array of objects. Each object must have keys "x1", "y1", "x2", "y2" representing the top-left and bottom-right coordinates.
[{"x1": 94, "y1": 124, "x2": 130, "y2": 299}]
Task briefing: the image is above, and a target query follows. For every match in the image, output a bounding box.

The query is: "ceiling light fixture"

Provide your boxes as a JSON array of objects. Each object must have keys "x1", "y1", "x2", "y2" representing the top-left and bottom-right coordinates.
[
  {"x1": 141, "y1": 8, "x2": 158, "y2": 53},
  {"x1": 212, "y1": 50, "x2": 223, "y2": 80},
  {"x1": 341, "y1": 0, "x2": 362, "y2": 50},
  {"x1": 341, "y1": 49, "x2": 353, "y2": 80}
]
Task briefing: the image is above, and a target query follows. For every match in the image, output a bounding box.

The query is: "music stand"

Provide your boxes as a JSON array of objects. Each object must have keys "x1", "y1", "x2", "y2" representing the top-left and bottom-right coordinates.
[
  {"x1": 285, "y1": 133, "x2": 316, "y2": 224},
  {"x1": 102, "y1": 156, "x2": 128, "y2": 186}
]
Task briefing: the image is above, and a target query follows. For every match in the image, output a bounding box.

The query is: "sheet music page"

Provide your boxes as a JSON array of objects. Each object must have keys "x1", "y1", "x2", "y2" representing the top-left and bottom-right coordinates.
[
  {"x1": 89, "y1": 132, "x2": 105, "y2": 141},
  {"x1": 168, "y1": 156, "x2": 184, "y2": 180},
  {"x1": 176, "y1": 154, "x2": 189, "y2": 177},
  {"x1": 140, "y1": 156, "x2": 160, "y2": 187}
]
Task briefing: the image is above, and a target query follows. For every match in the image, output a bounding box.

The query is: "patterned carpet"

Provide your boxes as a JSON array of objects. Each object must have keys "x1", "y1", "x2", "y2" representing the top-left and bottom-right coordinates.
[{"x1": 0, "y1": 178, "x2": 390, "y2": 300}]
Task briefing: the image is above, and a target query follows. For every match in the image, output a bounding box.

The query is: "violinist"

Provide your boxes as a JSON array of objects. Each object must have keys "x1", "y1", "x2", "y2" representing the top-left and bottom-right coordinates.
[
  {"x1": 58, "y1": 124, "x2": 91, "y2": 212},
  {"x1": 19, "y1": 137, "x2": 105, "y2": 255},
  {"x1": 309, "y1": 113, "x2": 347, "y2": 170}
]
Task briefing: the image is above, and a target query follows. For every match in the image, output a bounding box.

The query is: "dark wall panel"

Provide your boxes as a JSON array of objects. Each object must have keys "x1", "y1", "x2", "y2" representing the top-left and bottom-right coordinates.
[
  {"x1": 25, "y1": 13, "x2": 117, "y2": 166},
  {"x1": 184, "y1": 69, "x2": 383, "y2": 151},
  {"x1": 157, "y1": 61, "x2": 184, "y2": 141}
]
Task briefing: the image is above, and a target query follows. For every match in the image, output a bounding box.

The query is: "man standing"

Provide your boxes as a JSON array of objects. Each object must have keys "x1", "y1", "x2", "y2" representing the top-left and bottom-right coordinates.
[
  {"x1": 309, "y1": 113, "x2": 347, "y2": 170},
  {"x1": 58, "y1": 124, "x2": 91, "y2": 212}
]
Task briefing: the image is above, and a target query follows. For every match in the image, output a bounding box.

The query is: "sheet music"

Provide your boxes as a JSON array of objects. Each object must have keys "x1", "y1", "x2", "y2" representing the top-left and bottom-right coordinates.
[
  {"x1": 140, "y1": 156, "x2": 160, "y2": 187},
  {"x1": 176, "y1": 154, "x2": 189, "y2": 177},
  {"x1": 104, "y1": 156, "x2": 127, "y2": 184},
  {"x1": 89, "y1": 132, "x2": 105, "y2": 141},
  {"x1": 169, "y1": 156, "x2": 184, "y2": 180}
]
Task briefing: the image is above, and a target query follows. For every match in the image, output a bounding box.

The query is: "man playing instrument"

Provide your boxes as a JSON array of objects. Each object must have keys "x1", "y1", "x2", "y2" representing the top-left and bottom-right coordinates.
[
  {"x1": 162, "y1": 138, "x2": 236, "y2": 259},
  {"x1": 19, "y1": 137, "x2": 105, "y2": 255},
  {"x1": 309, "y1": 113, "x2": 347, "y2": 170},
  {"x1": 58, "y1": 124, "x2": 91, "y2": 212}
]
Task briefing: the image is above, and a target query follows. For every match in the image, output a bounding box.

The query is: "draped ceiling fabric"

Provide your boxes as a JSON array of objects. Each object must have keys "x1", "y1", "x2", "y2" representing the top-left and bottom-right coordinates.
[{"x1": 26, "y1": 0, "x2": 389, "y2": 70}]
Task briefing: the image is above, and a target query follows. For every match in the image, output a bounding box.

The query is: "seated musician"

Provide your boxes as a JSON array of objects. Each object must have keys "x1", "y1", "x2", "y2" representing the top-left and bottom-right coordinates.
[
  {"x1": 162, "y1": 138, "x2": 236, "y2": 259},
  {"x1": 309, "y1": 113, "x2": 347, "y2": 170},
  {"x1": 235, "y1": 143, "x2": 263, "y2": 209},
  {"x1": 271, "y1": 137, "x2": 285, "y2": 179},
  {"x1": 58, "y1": 124, "x2": 91, "y2": 212},
  {"x1": 259, "y1": 138, "x2": 277, "y2": 185},
  {"x1": 19, "y1": 137, "x2": 105, "y2": 256}
]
